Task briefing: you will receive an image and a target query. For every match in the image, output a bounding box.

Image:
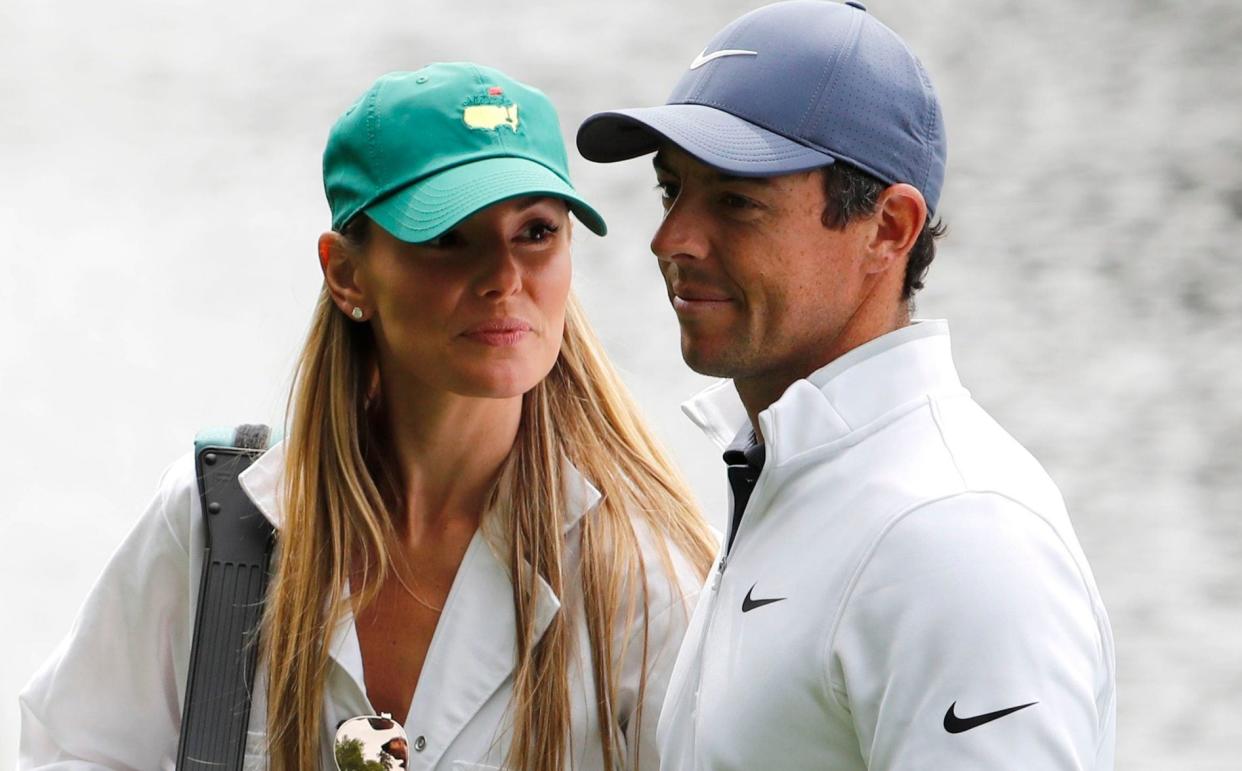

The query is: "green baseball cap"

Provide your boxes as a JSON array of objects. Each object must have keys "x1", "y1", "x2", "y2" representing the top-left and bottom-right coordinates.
[{"x1": 323, "y1": 63, "x2": 607, "y2": 242}]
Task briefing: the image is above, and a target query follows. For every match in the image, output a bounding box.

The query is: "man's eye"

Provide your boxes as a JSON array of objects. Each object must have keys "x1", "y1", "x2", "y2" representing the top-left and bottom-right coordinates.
[
  {"x1": 655, "y1": 181, "x2": 679, "y2": 204},
  {"x1": 722, "y1": 193, "x2": 759, "y2": 210}
]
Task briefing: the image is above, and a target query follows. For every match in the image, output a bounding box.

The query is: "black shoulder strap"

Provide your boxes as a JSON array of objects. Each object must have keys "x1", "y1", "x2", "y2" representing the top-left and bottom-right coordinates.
[{"x1": 176, "y1": 424, "x2": 277, "y2": 771}]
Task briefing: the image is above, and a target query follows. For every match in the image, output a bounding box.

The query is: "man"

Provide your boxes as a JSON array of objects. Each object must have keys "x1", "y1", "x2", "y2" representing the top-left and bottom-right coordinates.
[{"x1": 577, "y1": 1, "x2": 1116, "y2": 769}]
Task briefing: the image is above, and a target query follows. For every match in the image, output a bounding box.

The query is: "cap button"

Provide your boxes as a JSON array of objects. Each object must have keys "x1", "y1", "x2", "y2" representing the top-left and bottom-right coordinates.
[{"x1": 845, "y1": 1, "x2": 867, "y2": 10}]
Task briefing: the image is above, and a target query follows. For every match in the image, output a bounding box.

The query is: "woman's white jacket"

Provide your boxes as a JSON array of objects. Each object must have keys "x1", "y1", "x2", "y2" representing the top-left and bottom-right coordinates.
[{"x1": 19, "y1": 442, "x2": 703, "y2": 770}]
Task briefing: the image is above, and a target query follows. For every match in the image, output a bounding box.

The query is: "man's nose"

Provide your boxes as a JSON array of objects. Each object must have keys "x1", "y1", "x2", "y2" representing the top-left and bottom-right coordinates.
[{"x1": 651, "y1": 198, "x2": 709, "y2": 265}]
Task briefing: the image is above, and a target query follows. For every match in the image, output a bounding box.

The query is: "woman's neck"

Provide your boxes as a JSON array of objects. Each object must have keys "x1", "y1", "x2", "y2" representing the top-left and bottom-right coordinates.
[{"x1": 379, "y1": 374, "x2": 523, "y2": 540}]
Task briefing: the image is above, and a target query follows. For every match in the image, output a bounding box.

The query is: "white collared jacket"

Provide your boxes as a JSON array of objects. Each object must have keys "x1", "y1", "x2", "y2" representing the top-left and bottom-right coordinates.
[
  {"x1": 19, "y1": 442, "x2": 702, "y2": 770},
  {"x1": 656, "y1": 320, "x2": 1116, "y2": 770}
]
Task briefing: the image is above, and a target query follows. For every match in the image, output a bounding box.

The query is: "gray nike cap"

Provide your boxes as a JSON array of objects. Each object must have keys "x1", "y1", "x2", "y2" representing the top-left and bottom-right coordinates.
[{"x1": 576, "y1": 0, "x2": 948, "y2": 213}]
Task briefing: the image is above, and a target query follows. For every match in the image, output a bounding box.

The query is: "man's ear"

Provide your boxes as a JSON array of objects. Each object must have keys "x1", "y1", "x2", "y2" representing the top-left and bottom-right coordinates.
[
  {"x1": 863, "y1": 183, "x2": 927, "y2": 276},
  {"x1": 318, "y1": 232, "x2": 369, "y2": 320}
]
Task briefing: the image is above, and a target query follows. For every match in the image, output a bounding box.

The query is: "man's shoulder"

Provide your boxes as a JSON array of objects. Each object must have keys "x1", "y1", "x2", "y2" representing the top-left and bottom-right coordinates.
[
  {"x1": 876, "y1": 490, "x2": 1076, "y2": 567},
  {"x1": 836, "y1": 387, "x2": 1067, "y2": 522},
  {"x1": 836, "y1": 489, "x2": 1110, "y2": 664},
  {"x1": 769, "y1": 390, "x2": 1081, "y2": 589},
  {"x1": 921, "y1": 392, "x2": 1068, "y2": 518},
  {"x1": 776, "y1": 388, "x2": 1062, "y2": 516}
]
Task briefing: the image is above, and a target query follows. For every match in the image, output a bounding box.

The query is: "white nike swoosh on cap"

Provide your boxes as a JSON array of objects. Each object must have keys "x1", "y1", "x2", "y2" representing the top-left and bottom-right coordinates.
[{"x1": 689, "y1": 48, "x2": 759, "y2": 70}]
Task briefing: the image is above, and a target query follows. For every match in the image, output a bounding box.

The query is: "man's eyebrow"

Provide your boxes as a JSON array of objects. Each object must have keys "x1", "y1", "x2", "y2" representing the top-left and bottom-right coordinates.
[
  {"x1": 716, "y1": 172, "x2": 772, "y2": 186},
  {"x1": 651, "y1": 153, "x2": 771, "y2": 185}
]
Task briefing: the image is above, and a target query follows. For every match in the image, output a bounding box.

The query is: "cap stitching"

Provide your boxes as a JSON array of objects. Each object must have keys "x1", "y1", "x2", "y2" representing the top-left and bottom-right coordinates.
[
  {"x1": 373, "y1": 151, "x2": 575, "y2": 211},
  {"x1": 671, "y1": 99, "x2": 850, "y2": 163},
  {"x1": 916, "y1": 60, "x2": 938, "y2": 208},
  {"x1": 397, "y1": 177, "x2": 560, "y2": 225},
  {"x1": 798, "y1": 8, "x2": 863, "y2": 136},
  {"x1": 367, "y1": 85, "x2": 382, "y2": 172},
  {"x1": 654, "y1": 113, "x2": 822, "y2": 161},
  {"x1": 467, "y1": 63, "x2": 507, "y2": 153},
  {"x1": 380, "y1": 167, "x2": 594, "y2": 232}
]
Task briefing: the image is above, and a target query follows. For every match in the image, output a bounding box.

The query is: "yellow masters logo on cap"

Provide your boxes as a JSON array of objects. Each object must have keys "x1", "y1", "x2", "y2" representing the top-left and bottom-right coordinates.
[{"x1": 464, "y1": 86, "x2": 520, "y2": 131}]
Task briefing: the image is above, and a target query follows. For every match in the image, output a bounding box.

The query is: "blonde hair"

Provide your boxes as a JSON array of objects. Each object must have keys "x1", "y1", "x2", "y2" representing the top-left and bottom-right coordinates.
[{"x1": 261, "y1": 241, "x2": 716, "y2": 770}]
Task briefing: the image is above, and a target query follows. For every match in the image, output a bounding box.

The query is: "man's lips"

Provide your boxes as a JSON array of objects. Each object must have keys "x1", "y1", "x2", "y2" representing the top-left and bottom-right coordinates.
[
  {"x1": 671, "y1": 285, "x2": 734, "y2": 313},
  {"x1": 460, "y1": 317, "x2": 533, "y2": 346}
]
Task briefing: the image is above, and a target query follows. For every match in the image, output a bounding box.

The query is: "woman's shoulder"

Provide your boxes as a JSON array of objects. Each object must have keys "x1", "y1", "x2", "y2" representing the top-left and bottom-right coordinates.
[
  {"x1": 140, "y1": 450, "x2": 201, "y2": 557},
  {"x1": 151, "y1": 440, "x2": 286, "y2": 553}
]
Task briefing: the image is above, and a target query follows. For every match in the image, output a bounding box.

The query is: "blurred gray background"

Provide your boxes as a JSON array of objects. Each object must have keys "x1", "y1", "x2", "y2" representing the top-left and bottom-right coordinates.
[{"x1": 3, "y1": 0, "x2": 1240, "y2": 767}]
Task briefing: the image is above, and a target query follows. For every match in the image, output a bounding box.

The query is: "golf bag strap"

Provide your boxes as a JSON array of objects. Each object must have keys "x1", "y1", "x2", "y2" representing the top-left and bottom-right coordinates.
[{"x1": 175, "y1": 424, "x2": 278, "y2": 771}]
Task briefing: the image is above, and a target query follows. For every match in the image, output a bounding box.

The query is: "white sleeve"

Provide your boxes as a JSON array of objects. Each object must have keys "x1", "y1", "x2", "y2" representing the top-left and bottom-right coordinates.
[
  {"x1": 829, "y1": 492, "x2": 1112, "y2": 771},
  {"x1": 616, "y1": 535, "x2": 705, "y2": 771},
  {"x1": 18, "y1": 456, "x2": 197, "y2": 770}
]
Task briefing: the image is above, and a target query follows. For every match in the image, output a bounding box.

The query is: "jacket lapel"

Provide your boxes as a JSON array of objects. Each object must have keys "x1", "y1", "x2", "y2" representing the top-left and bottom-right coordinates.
[
  {"x1": 236, "y1": 445, "x2": 376, "y2": 715},
  {"x1": 412, "y1": 461, "x2": 599, "y2": 764},
  {"x1": 405, "y1": 528, "x2": 560, "y2": 766},
  {"x1": 238, "y1": 446, "x2": 601, "y2": 765}
]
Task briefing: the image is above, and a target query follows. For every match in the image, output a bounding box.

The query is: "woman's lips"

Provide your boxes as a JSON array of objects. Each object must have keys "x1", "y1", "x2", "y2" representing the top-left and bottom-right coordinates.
[{"x1": 461, "y1": 318, "x2": 533, "y2": 346}]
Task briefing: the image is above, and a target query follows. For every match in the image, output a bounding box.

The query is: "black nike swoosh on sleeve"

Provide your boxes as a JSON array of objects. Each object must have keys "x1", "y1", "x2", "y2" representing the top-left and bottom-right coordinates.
[{"x1": 943, "y1": 701, "x2": 1038, "y2": 733}]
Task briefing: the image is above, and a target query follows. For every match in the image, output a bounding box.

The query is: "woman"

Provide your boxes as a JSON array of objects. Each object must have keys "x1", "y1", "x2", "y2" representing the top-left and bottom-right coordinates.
[{"x1": 19, "y1": 63, "x2": 716, "y2": 770}]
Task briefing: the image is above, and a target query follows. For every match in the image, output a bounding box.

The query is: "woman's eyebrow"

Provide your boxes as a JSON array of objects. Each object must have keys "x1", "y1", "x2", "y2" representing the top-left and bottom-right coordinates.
[{"x1": 514, "y1": 195, "x2": 552, "y2": 210}]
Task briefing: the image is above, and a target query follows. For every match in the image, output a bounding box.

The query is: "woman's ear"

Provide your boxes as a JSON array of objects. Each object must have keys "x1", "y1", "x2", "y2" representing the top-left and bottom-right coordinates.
[
  {"x1": 319, "y1": 231, "x2": 370, "y2": 321},
  {"x1": 862, "y1": 183, "x2": 926, "y2": 277}
]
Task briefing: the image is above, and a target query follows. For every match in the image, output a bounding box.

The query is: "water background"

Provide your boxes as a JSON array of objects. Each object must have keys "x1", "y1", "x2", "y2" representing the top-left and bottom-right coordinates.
[{"x1": 3, "y1": 0, "x2": 1240, "y2": 767}]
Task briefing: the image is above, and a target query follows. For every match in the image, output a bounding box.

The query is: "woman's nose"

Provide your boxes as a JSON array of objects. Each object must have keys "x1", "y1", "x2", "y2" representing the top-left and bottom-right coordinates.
[{"x1": 475, "y1": 244, "x2": 523, "y2": 299}]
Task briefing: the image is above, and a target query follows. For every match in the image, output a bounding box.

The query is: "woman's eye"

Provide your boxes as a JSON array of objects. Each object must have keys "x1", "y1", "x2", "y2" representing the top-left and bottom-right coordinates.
[
  {"x1": 522, "y1": 221, "x2": 560, "y2": 242},
  {"x1": 429, "y1": 229, "x2": 464, "y2": 249}
]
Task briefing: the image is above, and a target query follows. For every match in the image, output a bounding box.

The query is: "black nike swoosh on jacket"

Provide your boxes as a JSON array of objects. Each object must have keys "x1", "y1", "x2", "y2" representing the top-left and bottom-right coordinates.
[{"x1": 741, "y1": 584, "x2": 786, "y2": 613}]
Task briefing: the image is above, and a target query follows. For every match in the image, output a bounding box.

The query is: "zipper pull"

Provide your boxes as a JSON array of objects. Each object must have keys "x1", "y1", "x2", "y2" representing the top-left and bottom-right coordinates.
[{"x1": 711, "y1": 557, "x2": 727, "y2": 591}]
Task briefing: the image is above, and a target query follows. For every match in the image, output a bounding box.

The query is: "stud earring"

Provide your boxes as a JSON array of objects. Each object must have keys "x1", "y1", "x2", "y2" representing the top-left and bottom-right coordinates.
[{"x1": 351, "y1": 307, "x2": 365, "y2": 321}]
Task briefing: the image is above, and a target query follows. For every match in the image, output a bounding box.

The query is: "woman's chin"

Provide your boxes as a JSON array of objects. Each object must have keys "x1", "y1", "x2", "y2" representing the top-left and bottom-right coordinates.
[{"x1": 447, "y1": 365, "x2": 549, "y2": 400}]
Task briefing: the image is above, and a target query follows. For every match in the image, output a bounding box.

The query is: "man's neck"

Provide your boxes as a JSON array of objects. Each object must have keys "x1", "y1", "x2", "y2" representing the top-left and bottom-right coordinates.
[{"x1": 736, "y1": 305, "x2": 909, "y2": 443}]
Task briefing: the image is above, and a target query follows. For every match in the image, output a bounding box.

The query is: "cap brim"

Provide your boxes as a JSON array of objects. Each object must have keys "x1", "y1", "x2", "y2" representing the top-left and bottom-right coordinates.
[
  {"x1": 365, "y1": 156, "x2": 607, "y2": 243},
  {"x1": 577, "y1": 104, "x2": 836, "y2": 177}
]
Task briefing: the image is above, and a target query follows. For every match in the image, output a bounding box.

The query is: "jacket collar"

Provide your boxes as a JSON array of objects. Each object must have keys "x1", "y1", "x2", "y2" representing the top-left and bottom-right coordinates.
[
  {"x1": 681, "y1": 320, "x2": 966, "y2": 467},
  {"x1": 235, "y1": 441, "x2": 601, "y2": 753}
]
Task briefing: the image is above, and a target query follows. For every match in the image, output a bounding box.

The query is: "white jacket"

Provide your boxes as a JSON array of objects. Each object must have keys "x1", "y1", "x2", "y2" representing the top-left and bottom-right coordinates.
[
  {"x1": 656, "y1": 320, "x2": 1116, "y2": 770},
  {"x1": 19, "y1": 442, "x2": 702, "y2": 770}
]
